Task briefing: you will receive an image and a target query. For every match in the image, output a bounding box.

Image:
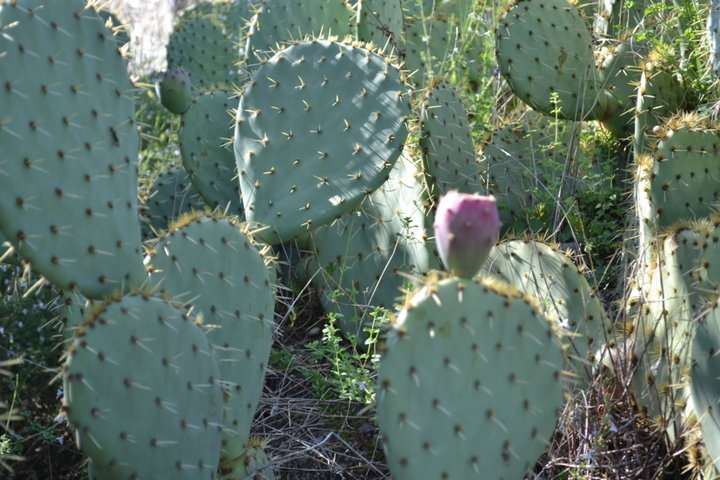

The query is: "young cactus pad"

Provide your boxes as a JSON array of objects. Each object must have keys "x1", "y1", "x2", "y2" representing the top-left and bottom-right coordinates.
[
  {"x1": 234, "y1": 39, "x2": 411, "y2": 245},
  {"x1": 156, "y1": 68, "x2": 194, "y2": 114},
  {"x1": 434, "y1": 192, "x2": 500, "y2": 279},
  {"x1": 63, "y1": 293, "x2": 223, "y2": 479},
  {"x1": 376, "y1": 276, "x2": 565, "y2": 479},
  {"x1": 146, "y1": 214, "x2": 275, "y2": 474},
  {"x1": 0, "y1": 0, "x2": 146, "y2": 298}
]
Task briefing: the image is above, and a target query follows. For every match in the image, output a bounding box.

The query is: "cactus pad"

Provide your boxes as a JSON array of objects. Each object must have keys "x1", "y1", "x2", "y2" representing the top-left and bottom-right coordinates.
[
  {"x1": 167, "y1": 16, "x2": 239, "y2": 91},
  {"x1": 244, "y1": 0, "x2": 355, "y2": 68},
  {"x1": 146, "y1": 214, "x2": 275, "y2": 474},
  {"x1": 234, "y1": 40, "x2": 411, "y2": 244},
  {"x1": 377, "y1": 276, "x2": 565, "y2": 479},
  {"x1": 141, "y1": 167, "x2": 206, "y2": 237},
  {"x1": 0, "y1": 0, "x2": 146, "y2": 298},
  {"x1": 63, "y1": 293, "x2": 223, "y2": 479},
  {"x1": 482, "y1": 240, "x2": 610, "y2": 382},
  {"x1": 420, "y1": 80, "x2": 482, "y2": 195},
  {"x1": 691, "y1": 302, "x2": 720, "y2": 474},
  {"x1": 496, "y1": 0, "x2": 605, "y2": 120},
  {"x1": 307, "y1": 152, "x2": 437, "y2": 337},
  {"x1": 180, "y1": 90, "x2": 244, "y2": 217}
]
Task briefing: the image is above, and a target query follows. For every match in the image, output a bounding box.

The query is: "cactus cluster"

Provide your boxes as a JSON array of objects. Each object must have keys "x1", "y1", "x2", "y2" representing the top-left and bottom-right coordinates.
[{"x1": 7, "y1": 0, "x2": 720, "y2": 477}]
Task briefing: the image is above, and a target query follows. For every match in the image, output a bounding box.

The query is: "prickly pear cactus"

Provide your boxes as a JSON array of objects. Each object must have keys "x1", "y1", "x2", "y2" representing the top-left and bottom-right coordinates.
[
  {"x1": 0, "y1": 0, "x2": 146, "y2": 298},
  {"x1": 146, "y1": 214, "x2": 275, "y2": 477},
  {"x1": 480, "y1": 119, "x2": 580, "y2": 233},
  {"x1": 404, "y1": 15, "x2": 448, "y2": 81},
  {"x1": 629, "y1": 228, "x2": 702, "y2": 436},
  {"x1": 633, "y1": 55, "x2": 685, "y2": 155},
  {"x1": 420, "y1": 79, "x2": 483, "y2": 195},
  {"x1": 63, "y1": 292, "x2": 223, "y2": 479},
  {"x1": 307, "y1": 152, "x2": 437, "y2": 337},
  {"x1": 377, "y1": 276, "x2": 565, "y2": 479},
  {"x1": 637, "y1": 114, "x2": 720, "y2": 232},
  {"x1": 232, "y1": 437, "x2": 276, "y2": 480},
  {"x1": 690, "y1": 301, "x2": 720, "y2": 476},
  {"x1": 93, "y1": 5, "x2": 130, "y2": 47},
  {"x1": 481, "y1": 240, "x2": 611, "y2": 383},
  {"x1": 180, "y1": 90, "x2": 244, "y2": 217},
  {"x1": 177, "y1": 0, "x2": 252, "y2": 42},
  {"x1": 496, "y1": 0, "x2": 607, "y2": 121},
  {"x1": 596, "y1": 41, "x2": 644, "y2": 137},
  {"x1": 355, "y1": 0, "x2": 404, "y2": 53},
  {"x1": 167, "y1": 16, "x2": 239, "y2": 91},
  {"x1": 141, "y1": 167, "x2": 205, "y2": 237},
  {"x1": 234, "y1": 39, "x2": 411, "y2": 245},
  {"x1": 244, "y1": 0, "x2": 355, "y2": 68}
]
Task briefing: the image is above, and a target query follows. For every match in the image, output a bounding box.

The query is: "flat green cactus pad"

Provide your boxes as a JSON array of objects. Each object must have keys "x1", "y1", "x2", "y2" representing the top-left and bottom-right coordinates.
[
  {"x1": 63, "y1": 293, "x2": 223, "y2": 479},
  {"x1": 639, "y1": 119, "x2": 720, "y2": 229},
  {"x1": 244, "y1": 0, "x2": 355, "y2": 68},
  {"x1": 141, "y1": 167, "x2": 206, "y2": 238},
  {"x1": 377, "y1": 276, "x2": 565, "y2": 479},
  {"x1": 180, "y1": 90, "x2": 244, "y2": 217},
  {"x1": 167, "y1": 16, "x2": 240, "y2": 91},
  {"x1": 146, "y1": 214, "x2": 275, "y2": 473},
  {"x1": 691, "y1": 302, "x2": 720, "y2": 475},
  {"x1": 496, "y1": 0, "x2": 604, "y2": 120},
  {"x1": 234, "y1": 40, "x2": 411, "y2": 244},
  {"x1": 0, "y1": 0, "x2": 146, "y2": 298},
  {"x1": 420, "y1": 79, "x2": 482, "y2": 195},
  {"x1": 481, "y1": 240, "x2": 610, "y2": 384}
]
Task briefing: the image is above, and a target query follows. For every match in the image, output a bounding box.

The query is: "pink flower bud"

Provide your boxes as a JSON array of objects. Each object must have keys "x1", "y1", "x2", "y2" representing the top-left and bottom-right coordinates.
[{"x1": 433, "y1": 192, "x2": 500, "y2": 278}]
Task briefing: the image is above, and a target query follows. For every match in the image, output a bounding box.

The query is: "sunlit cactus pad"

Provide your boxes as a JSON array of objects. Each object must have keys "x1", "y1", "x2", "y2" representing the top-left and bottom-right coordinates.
[
  {"x1": 496, "y1": 0, "x2": 603, "y2": 120},
  {"x1": 0, "y1": 0, "x2": 145, "y2": 298},
  {"x1": 638, "y1": 116, "x2": 720, "y2": 229},
  {"x1": 481, "y1": 240, "x2": 611, "y2": 381},
  {"x1": 377, "y1": 276, "x2": 565, "y2": 479},
  {"x1": 63, "y1": 293, "x2": 223, "y2": 479},
  {"x1": 234, "y1": 39, "x2": 411, "y2": 244}
]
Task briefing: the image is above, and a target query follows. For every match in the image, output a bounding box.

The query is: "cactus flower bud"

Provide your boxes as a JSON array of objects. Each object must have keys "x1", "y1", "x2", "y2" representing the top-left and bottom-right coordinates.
[
  {"x1": 433, "y1": 192, "x2": 500, "y2": 279},
  {"x1": 155, "y1": 68, "x2": 193, "y2": 114}
]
